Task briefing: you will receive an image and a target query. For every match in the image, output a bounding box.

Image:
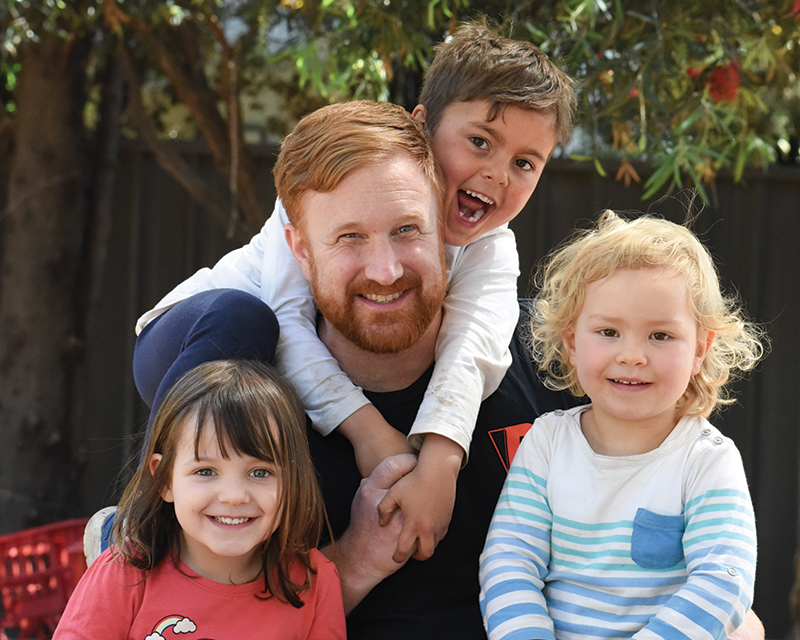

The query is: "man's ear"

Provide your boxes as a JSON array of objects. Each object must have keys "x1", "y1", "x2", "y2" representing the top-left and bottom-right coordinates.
[
  {"x1": 411, "y1": 104, "x2": 428, "y2": 128},
  {"x1": 284, "y1": 223, "x2": 313, "y2": 283},
  {"x1": 149, "y1": 453, "x2": 174, "y2": 503},
  {"x1": 692, "y1": 330, "x2": 715, "y2": 376}
]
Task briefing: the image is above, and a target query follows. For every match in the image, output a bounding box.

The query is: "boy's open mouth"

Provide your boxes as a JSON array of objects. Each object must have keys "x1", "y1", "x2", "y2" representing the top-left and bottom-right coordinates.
[{"x1": 457, "y1": 189, "x2": 495, "y2": 223}]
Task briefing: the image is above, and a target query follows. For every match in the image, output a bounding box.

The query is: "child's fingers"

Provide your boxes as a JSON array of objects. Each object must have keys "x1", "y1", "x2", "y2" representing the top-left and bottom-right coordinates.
[
  {"x1": 410, "y1": 531, "x2": 436, "y2": 562},
  {"x1": 377, "y1": 491, "x2": 401, "y2": 527},
  {"x1": 392, "y1": 527, "x2": 420, "y2": 564}
]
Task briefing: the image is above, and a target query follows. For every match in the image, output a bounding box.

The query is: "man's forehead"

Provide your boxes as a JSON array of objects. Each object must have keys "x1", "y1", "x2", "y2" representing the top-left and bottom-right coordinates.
[{"x1": 301, "y1": 156, "x2": 440, "y2": 229}]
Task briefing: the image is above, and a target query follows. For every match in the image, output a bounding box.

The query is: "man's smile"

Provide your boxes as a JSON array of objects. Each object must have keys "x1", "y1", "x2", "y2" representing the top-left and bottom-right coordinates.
[{"x1": 362, "y1": 291, "x2": 404, "y2": 303}]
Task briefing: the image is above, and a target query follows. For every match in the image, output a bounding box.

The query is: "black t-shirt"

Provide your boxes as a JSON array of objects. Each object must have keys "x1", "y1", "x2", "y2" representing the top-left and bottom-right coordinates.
[{"x1": 307, "y1": 302, "x2": 578, "y2": 640}]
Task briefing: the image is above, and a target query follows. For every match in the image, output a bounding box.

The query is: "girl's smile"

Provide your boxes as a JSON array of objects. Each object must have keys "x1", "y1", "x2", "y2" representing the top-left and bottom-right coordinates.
[{"x1": 151, "y1": 415, "x2": 281, "y2": 585}]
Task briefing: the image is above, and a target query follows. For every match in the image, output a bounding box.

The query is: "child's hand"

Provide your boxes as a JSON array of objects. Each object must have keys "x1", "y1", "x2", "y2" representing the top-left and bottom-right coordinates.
[
  {"x1": 376, "y1": 433, "x2": 463, "y2": 563},
  {"x1": 339, "y1": 404, "x2": 414, "y2": 477}
]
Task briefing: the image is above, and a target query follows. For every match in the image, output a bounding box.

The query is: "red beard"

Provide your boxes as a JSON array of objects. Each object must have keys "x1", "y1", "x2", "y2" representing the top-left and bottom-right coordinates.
[{"x1": 310, "y1": 269, "x2": 446, "y2": 354}]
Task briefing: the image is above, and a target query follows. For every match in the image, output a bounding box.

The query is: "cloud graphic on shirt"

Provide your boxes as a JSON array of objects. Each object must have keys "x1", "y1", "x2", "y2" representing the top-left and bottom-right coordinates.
[
  {"x1": 173, "y1": 618, "x2": 197, "y2": 634},
  {"x1": 148, "y1": 615, "x2": 198, "y2": 639}
]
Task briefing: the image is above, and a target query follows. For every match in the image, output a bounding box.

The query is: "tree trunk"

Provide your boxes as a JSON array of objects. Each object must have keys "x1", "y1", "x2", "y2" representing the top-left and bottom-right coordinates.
[{"x1": 0, "y1": 34, "x2": 89, "y2": 533}]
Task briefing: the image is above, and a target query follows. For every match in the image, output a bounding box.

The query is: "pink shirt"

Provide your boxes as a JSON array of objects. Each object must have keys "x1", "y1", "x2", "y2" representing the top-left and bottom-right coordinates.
[{"x1": 53, "y1": 548, "x2": 345, "y2": 640}]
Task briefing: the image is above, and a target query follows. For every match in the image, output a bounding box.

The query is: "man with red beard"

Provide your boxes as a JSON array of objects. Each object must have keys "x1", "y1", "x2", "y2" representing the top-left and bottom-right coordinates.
[{"x1": 269, "y1": 104, "x2": 573, "y2": 639}]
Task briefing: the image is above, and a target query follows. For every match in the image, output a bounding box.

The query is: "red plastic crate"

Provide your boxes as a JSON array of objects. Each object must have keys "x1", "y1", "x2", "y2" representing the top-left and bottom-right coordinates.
[{"x1": 0, "y1": 519, "x2": 89, "y2": 639}]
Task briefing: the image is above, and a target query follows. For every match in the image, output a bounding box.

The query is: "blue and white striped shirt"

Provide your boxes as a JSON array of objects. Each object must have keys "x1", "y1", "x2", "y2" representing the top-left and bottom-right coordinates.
[{"x1": 479, "y1": 406, "x2": 756, "y2": 640}]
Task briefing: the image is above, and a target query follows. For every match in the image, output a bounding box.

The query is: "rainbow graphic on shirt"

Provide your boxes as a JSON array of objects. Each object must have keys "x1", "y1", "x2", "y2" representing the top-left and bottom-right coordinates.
[{"x1": 144, "y1": 614, "x2": 197, "y2": 639}]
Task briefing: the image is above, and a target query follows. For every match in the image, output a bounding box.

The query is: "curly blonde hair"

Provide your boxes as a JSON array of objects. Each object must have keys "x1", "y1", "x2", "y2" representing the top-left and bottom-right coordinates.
[{"x1": 531, "y1": 210, "x2": 766, "y2": 418}]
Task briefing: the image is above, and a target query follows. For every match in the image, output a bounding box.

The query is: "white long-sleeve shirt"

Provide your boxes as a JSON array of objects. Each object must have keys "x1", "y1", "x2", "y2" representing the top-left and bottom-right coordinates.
[
  {"x1": 479, "y1": 406, "x2": 756, "y2": 640},
  {"x1": 136, "y1": 199, "x2": 519, "y2": 455}
]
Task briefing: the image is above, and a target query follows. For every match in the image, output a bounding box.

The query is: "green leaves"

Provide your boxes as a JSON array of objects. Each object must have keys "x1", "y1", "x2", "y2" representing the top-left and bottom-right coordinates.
[
  {"x1": 2, "y1": 0, "x2": 796, "y2": 203},
  {"x1": 520, "y1": 0, "x2": 800, "y2": 202}
]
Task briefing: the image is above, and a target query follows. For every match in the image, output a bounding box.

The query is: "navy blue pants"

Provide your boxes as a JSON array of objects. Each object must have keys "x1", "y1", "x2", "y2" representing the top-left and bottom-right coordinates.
[{"x1": 133, "y1": 288, "x2": 280, "y2": 448}]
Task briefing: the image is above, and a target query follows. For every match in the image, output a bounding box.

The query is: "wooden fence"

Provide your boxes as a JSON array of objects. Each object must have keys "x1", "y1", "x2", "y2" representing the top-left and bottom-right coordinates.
[{"x1": 75, "y1": 140, "x2": 800, "y2": 638}]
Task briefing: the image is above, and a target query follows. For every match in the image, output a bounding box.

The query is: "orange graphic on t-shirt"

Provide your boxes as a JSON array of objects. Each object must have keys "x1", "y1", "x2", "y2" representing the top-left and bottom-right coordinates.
[{"x1": 488, "y1": 423, "x2": 533, "y2": 472}]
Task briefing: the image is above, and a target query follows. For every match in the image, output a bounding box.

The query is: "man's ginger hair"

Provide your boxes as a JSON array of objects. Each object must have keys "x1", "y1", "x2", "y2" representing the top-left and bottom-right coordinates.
[{"x1": 273, "y1": 100, "x2": 445, "y2": 228}]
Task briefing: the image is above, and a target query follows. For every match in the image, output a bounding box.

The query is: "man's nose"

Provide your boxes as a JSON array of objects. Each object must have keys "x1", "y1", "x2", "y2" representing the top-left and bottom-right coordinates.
[{"x1": 363, "y1": 239, "x2": 404, "y2": 285}]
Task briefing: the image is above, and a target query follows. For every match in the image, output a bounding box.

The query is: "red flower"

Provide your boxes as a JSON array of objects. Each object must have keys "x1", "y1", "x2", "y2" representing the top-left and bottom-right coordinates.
[
  {"x1": 708, "y1": 61, "x2": 741, "y2": 103},
  {"x1": 686, "y1": 67, "x2": 703, "y2": 79},
  {"x1": 792, "y1": 0, "x2": 800, "y2": 18}
]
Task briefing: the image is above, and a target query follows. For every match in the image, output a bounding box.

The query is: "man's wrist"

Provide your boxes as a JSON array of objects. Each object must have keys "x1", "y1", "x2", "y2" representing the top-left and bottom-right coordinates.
[{"x1": 326, "y1": 531, "x2": 394, "y2": 614}]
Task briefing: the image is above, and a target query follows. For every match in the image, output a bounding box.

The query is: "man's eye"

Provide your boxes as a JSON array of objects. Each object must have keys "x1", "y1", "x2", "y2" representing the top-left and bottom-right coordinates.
[{"x1": 396, "y1": 225, "x2": 416, "y2": 234}]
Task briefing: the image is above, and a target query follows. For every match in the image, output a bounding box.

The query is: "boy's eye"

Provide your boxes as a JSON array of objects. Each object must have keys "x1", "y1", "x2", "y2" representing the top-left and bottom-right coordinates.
[
  {"x1": 470, "y1": 136, "x2": 488, "y2": 150},
  {"x1": 599, "y1": 329, "x2": 618, "y2": 338},
  {"x1": 515, "y1": 158, "x2": 533, "y2": 171},
  {"x1": 651, "y1": 332, "x2": 670, "y2": 341},
  {"x1": 251, "y1": 468, "x2": 272, "y2": 479}
]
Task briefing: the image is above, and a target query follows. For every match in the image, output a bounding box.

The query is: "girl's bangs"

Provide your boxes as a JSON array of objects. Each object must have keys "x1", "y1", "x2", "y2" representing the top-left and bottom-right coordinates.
[{"x1": 192, "y1": 392, "x2": 280, "y2": 464}]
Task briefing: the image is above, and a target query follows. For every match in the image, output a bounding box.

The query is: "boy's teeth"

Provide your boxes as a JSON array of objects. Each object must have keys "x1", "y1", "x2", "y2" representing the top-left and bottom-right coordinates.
[
  {"x1": 364, "y1": 292, "x2": 402, "y2": 303},
  {"x1": 214, "y1": 516, "x2": 250, "y2": 525},
  {"x1": 614, "y1": 379, "x2": 646, "y2": 385},
  {"x1": 465, "y1": 189, "x2": 494, "y2": 205},
  {"x1": 460, "y1": 207, "x2": 486, "y2": 222}
]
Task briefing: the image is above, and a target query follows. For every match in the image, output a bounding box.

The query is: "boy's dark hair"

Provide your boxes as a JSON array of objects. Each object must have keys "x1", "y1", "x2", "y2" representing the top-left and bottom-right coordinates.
[{"x1": 418, "y1": 17, "x2": 577, "y2": 146}]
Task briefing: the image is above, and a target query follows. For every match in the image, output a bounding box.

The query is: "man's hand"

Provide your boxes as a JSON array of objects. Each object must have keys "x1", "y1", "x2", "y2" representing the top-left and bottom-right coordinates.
[
  {"x1": 324, "y1": 453, "x2": 418, "y2": 614},
  {"x1": 376, "y1": 434, "x2": 463, "y2": 563},
  {"x1": 338, "y1": 404, "x2": 415, "y2": 477}
]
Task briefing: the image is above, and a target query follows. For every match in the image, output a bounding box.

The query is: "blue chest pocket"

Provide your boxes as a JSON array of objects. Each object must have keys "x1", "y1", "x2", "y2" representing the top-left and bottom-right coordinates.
[{"x1": 630, "y1": 508, "x2": 685, "y2": 570}]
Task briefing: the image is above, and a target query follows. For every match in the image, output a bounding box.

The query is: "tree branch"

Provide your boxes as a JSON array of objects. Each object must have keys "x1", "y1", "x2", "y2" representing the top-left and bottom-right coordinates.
[
  {"x1": 117, "y1": 44, "x2": 251, "y2": 244},
  {"x1": 105, "y1": 0, "x2": 266, "y2": 232}
]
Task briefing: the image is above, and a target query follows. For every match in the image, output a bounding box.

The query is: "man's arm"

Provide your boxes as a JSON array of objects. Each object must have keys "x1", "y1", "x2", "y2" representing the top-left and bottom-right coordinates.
[{"x1": 322, "y1": 454, "x2": 418, "y2": 613}]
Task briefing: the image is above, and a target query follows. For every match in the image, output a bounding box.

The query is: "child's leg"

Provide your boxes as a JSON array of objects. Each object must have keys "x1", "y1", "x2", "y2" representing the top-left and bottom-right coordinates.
[{"x1": 133, "y1": 288, "x2": 279, "y2": 441}]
